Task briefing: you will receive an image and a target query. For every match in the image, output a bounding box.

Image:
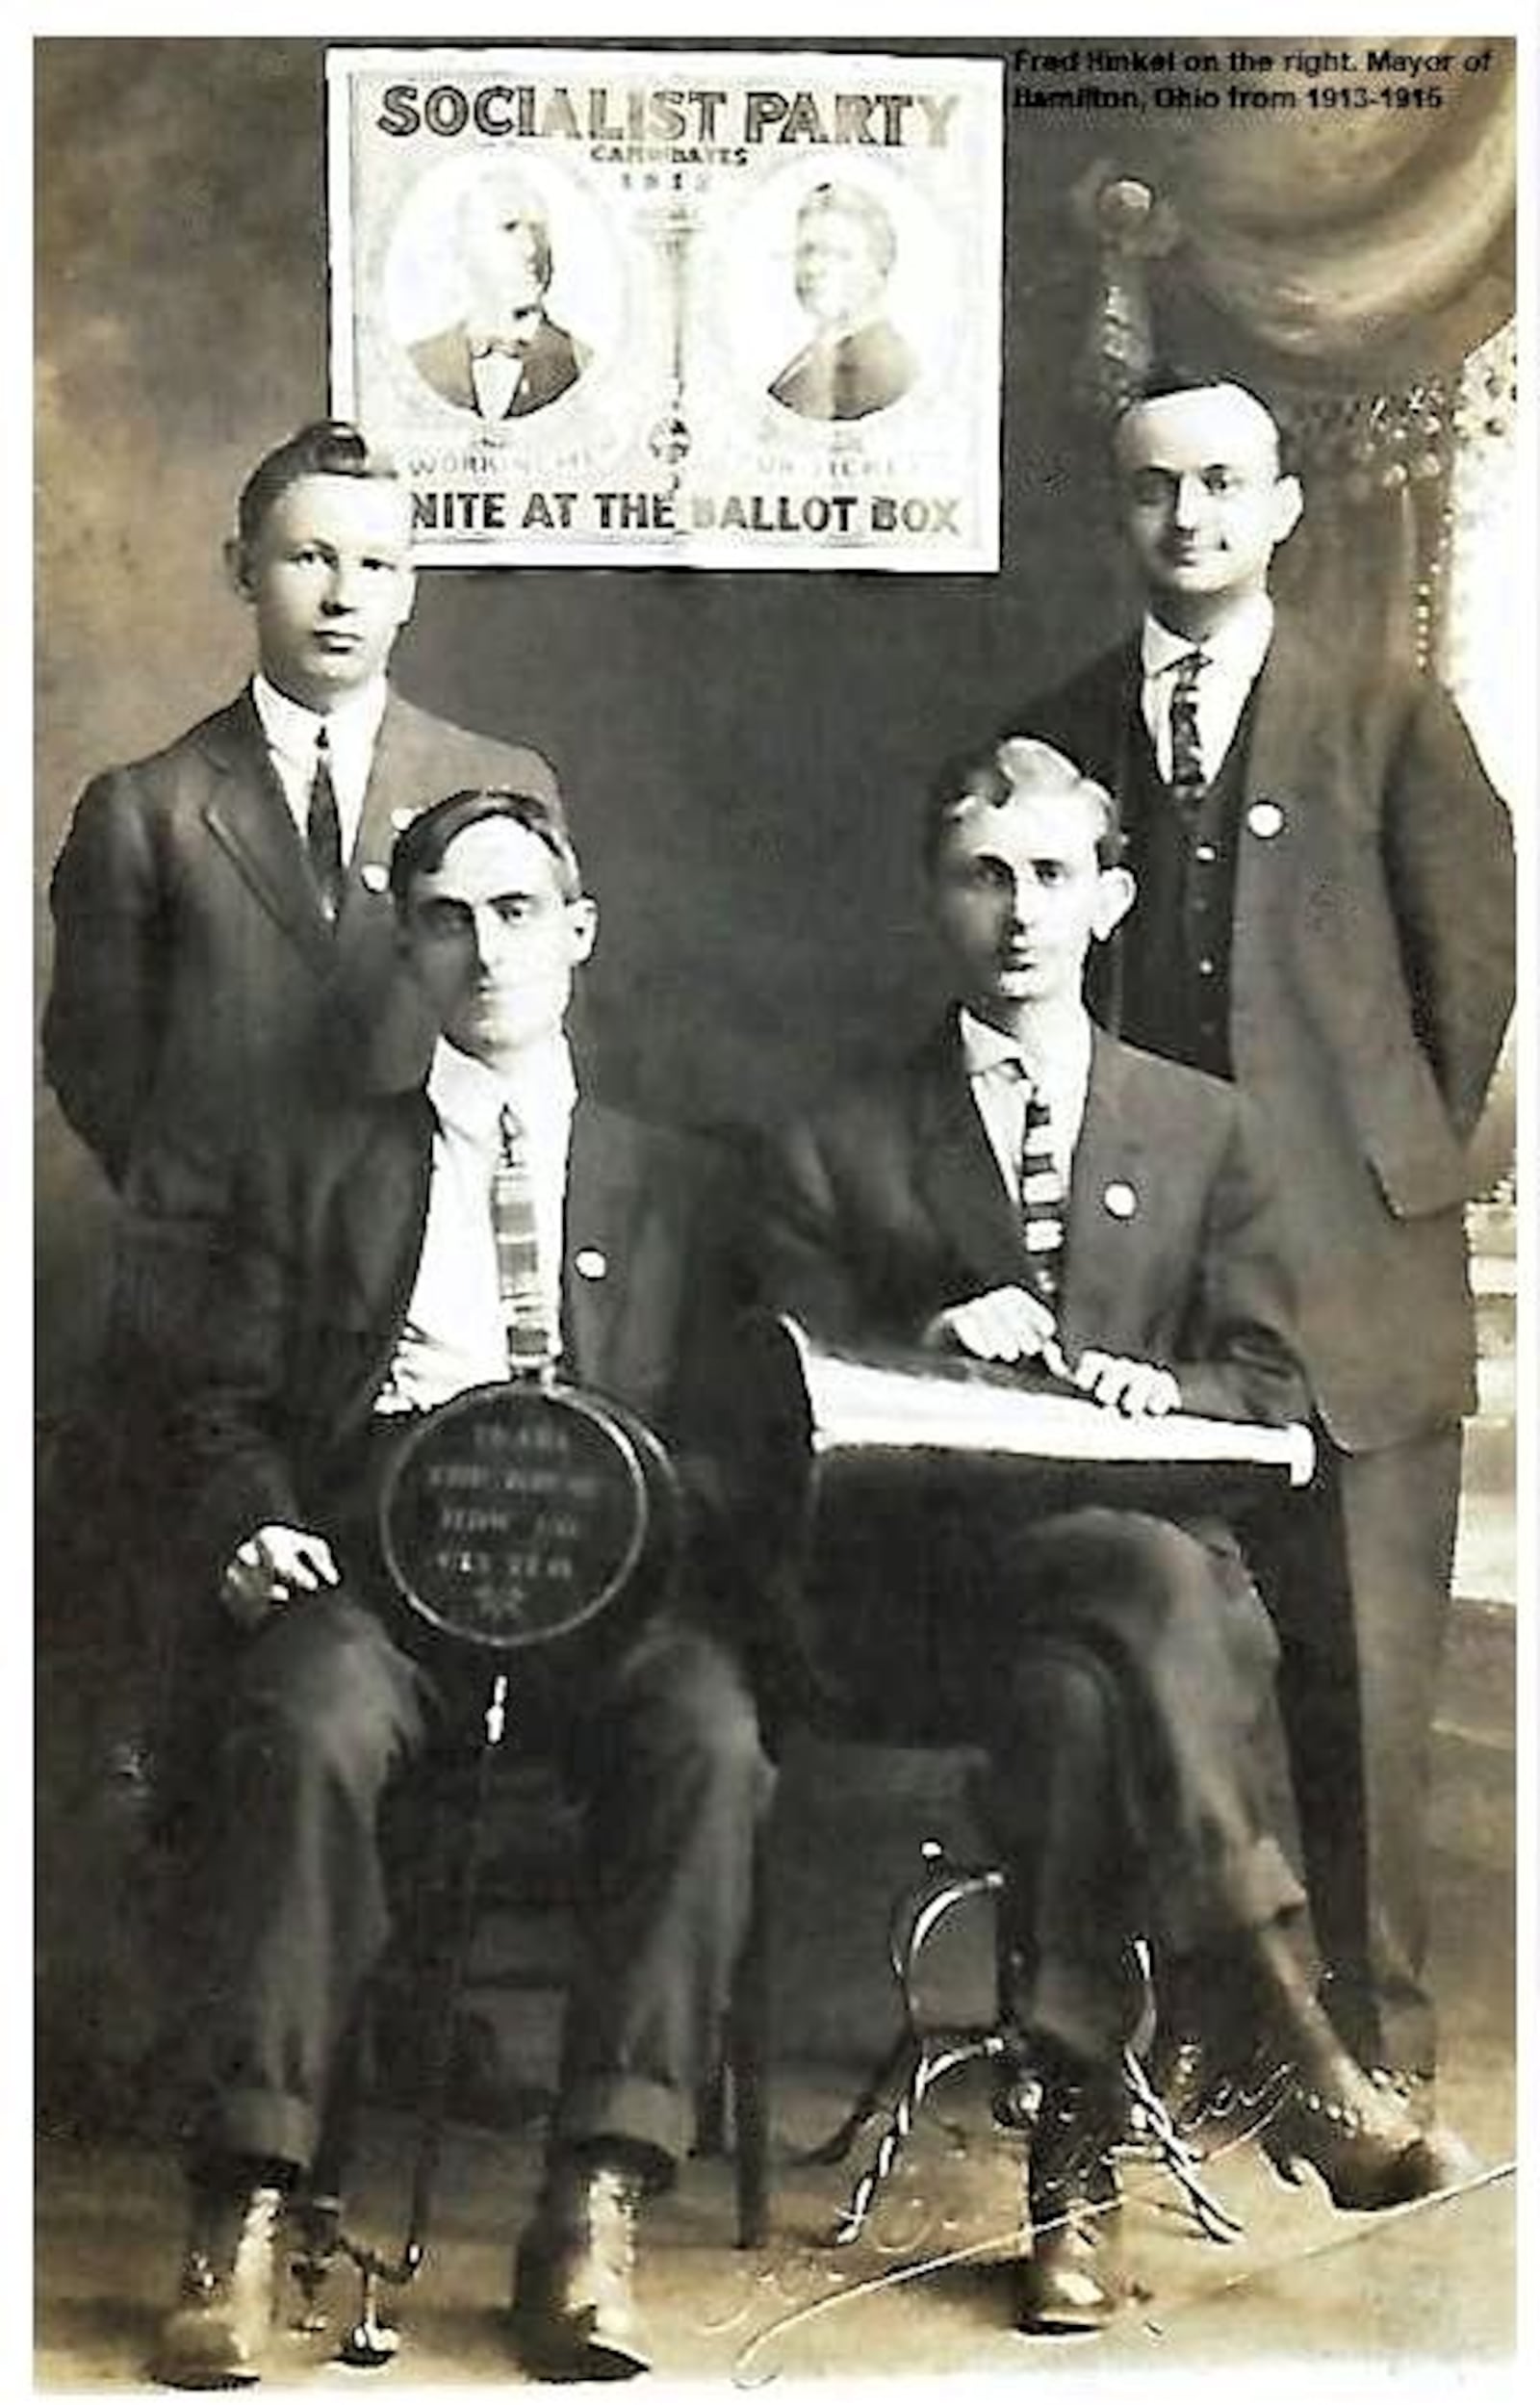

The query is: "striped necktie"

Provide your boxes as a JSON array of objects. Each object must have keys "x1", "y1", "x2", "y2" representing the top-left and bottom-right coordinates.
[
  {"x1": 306, "y1": 725, "x2": 344, "y2": 922},
  {"x1": 1167, "y1": 649, "x2": 1209, "y2": 808},
  {"x1": 492, "y1": 1105, "x2": 556, "y2": 1376},
  {"x1": 1017, "y1": 1081, "x2": 1065, "y2": 1307}
]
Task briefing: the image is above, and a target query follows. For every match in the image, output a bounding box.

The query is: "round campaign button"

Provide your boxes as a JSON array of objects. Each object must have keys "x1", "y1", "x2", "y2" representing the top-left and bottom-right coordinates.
[
  {"x1": 360, "y1": 864, "x2": 389, "y2": 893},
  {"x1": 574, "y1": 1248, "x2": 608, "y2": 1280},
  {"x1": 1247, "y1": 800, "x2": 1285, "y2": 840},
  {"x1": 1102, "y1": 1180, "x2": 1139, "y2": 1220}
]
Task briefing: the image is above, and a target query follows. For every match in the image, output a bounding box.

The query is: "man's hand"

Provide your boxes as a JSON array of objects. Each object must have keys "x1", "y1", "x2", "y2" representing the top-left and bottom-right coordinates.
[
  {"x1": 1069, "y1": 1350, "x2": 1182, "y2": 1417},
  {"x1": 923, "y1": 1286, "x2": 1070, "y2": 1378},
  {"x1": 222, "y1": 1524, "x2": 341, "y2": 1629}
]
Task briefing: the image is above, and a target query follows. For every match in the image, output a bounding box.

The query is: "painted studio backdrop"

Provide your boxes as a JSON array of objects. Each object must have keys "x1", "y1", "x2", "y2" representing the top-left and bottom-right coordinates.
[{"x1": 37, "y1": 32, "x2": 1519, "y2": 1414}]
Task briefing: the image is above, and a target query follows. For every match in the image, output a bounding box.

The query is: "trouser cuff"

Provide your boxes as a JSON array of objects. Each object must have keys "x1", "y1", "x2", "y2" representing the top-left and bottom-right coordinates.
[
  {"x1": 551, "y1": 2073, "x2": 693, "y2": 2182},
  {"x1": 198, "y1": 2084, "x2": 318, "y2": 2180}
]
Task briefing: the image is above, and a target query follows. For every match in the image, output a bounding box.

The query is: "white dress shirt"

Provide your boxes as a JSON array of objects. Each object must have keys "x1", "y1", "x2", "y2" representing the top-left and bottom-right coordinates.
[
  {"x1": 960, "y1": 1007, "x2": 1091, "y2": 1203},
  {"x1": 375, "y1": 1035, "x2": 578, "y2": 1413},
  {"x1": 252, "y1": 672, "x2": 388, "y2": 866},
  {"x1": 470, "y1": 349, "x2": 526, "y2": 422},
  {"x1": 1140, "y1": 596, "x2": 1273, "y2": 786}
]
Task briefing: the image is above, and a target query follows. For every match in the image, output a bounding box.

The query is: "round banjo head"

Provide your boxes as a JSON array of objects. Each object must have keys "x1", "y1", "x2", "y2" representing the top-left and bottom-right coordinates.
[{"x1": 377, "y1": 1381, "x2": 663, "y2": 1652}]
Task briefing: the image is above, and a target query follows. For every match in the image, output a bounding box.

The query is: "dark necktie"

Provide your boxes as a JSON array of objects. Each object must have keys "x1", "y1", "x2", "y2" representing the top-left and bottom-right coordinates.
[
  {"x1": 306, "y1": 726, "x2": 344, "y2": 922},
  {"x1": 1017, "y1": 1080, "x2": 1065, "y2": 1308},
  {"x1": 493, "y1": 1105, "x2": 556, "y2": 1375},
  {"x1": 1168, "y1": 649, "x2": 1209, "y2": 808}
]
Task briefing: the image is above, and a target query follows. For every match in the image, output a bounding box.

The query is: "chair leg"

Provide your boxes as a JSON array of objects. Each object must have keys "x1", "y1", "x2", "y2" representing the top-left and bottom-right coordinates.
[
  {"x1": 695, "y1": 2059, "x2": 729, "y2": 2158},
  {"x1": 729, "y1": 1823, "x2": 772, "y2": 2249}
]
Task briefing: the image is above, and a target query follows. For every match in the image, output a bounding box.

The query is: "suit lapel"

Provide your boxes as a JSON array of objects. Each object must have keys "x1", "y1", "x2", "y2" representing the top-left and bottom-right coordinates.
[
  {"x1": 911, "y1": 1020, "x2": 1032, "y2": 1294},
  {"x1": 1061, "y1": 1032, "x2": 1150, "y2": 1349},
  {"x1": 563, "y1": 1100, "x2": 643, "y2": 1387},
  {"x1": 350, "y1": 693, "x2": 425, "y2": 886},
  {"x1": 338, "y1": 1091, "x2": 436, "y2": 1351},
  {"x1": 200, "y1": 694, "x2": 335, "y2": 971},
  {"x1": 1232, "y1": 611, "x2": 1342, "y2": 931}
]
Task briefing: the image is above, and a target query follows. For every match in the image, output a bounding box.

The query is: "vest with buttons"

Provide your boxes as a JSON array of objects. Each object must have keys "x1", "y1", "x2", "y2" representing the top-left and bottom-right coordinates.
[{"x1": 1115, "y1": 685, "x2": 1261, "y2": 1081}]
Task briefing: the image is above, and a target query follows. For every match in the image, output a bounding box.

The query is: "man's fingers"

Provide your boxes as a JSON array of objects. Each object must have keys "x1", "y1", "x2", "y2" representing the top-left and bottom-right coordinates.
[
  {"x1": 1071, "y1": 1351, "x2": 1181, "y2": 1415},
  {"x1": 227, "y1": 1526, "x2": 341, "y2": 1608},
  {"x1": 287, "y1": 1539, "x2": 341, "y2": 1591},
  {"x1": 949, "y1": 1287, "x2": 1062, "y2": 1365}
]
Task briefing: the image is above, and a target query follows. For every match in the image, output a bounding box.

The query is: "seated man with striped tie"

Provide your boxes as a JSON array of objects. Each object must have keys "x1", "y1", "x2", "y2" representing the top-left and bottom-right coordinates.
[
  {"x1": 752, "y1": 736, "x2": 1450, "y2": 2339},
  {"x1": 150, "y1": 788, "x2": 771, "y2": 2389}
]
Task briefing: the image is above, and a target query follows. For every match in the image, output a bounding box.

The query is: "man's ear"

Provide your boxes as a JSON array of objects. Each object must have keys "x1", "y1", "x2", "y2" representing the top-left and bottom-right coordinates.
[
  {"x1": 1091, "y1": 865, "x2": 1137, "y2": 943},
  {"x1": 568, "y1": 895, "x2": 599, "y2": 965},
  {"x1": 224, "y1": 536, "x2": 255, "y2": 604},
  {"x1": 1270, "y1": 474, "x2": 1303, "y2": 547}
]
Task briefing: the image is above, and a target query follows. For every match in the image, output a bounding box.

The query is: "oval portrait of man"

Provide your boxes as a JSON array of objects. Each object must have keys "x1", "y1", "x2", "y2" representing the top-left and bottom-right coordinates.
[{"x1": 385, "y1": 157, "x2": 619, "y2": 425}]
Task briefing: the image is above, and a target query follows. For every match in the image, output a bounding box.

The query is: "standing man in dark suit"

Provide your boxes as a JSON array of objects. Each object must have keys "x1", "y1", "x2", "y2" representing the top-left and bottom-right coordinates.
[
  {"x1": 44, "y1": 416, "x2": 562, "y2": 1394},
  {"x1": 752, "y1": 737, "x2": 1447, "y2": 2338},
  {"x1": 409, "y1": 168, "x2": 589, "y2": 421},
  {"x1": 150, "y1": 789, "x2": 770, "y2": 2389},
  {"x1": 1020, "y1": 372, "x2": 1515, "y2": 2133}
]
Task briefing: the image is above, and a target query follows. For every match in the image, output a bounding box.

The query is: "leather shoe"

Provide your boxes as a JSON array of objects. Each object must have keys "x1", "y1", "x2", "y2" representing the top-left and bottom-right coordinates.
[
  {"x1": 1367, "y1": 2069, "x2": 1483, "y2": 2192},
  {"x1": 150, "y1": 2178, "x2": 283, "y2": 2389},
  {"x1": 1243, "y1": 1924, "x2": 1437, "y2": 2211},
  {"x1": 511, "y1": 2151, "x2": 652, "y2": 2380},
  {"x1": 1017, "y1": 2077, "x2": 1122, "y2": 2336}
]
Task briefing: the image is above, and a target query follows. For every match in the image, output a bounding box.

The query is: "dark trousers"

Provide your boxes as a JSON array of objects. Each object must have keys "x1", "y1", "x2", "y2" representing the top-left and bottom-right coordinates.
[
  {"x1": 958, "y1": 1508, "x2": 1306, "y2": 2068},
  {"x1": 1259, "y1": 1426, "x2": 1462, "y2": 2078},
  {"x1": 184, "y1": 1588, "x2": 771, "y2": 2179}
]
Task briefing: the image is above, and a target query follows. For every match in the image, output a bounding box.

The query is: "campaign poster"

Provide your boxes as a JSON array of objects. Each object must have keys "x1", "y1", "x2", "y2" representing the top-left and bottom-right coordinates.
[{"x1": 326, "y1": 45, "x2": 1003, "y2": 570}]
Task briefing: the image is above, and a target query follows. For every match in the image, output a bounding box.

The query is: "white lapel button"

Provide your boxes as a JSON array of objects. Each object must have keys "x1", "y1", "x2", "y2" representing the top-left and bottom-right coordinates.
[
  {"x1": 1247, "y1": 800, "x2": 1285, "y2": 840},
  {"x1": 1102, "y1": 1181, "x2": 1138, "y2": 1220},
  {"x1": 390, "y1": 807, "x2": 417, "y2": 834},
  {"x1": 360, "y1": 863, "x2": 389, "y2": 893},
  {"x1": 574, "y1": 1248, "x2": 608, "y2": 1281}
]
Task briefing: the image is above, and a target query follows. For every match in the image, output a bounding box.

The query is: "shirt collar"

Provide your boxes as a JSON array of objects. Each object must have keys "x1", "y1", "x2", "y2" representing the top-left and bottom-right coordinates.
[
  {"x1": 251, "y1": 672, "x2": 389, "y2": 773},
  {"x1": 959, "y1": 1005, "x2": 1091, "y2": 1098},
  {"x1": 1141, "y1": 595, "x2": 1273, "y2": 683},
  {"x1": 426, "y1": 1033, "x2": 578, "y2": 1147}
]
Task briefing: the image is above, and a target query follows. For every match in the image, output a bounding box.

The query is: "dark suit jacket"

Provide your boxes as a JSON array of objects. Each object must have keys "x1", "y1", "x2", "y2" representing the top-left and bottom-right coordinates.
[
  {"x1": 757, "y1": 1016, "x2": 1305, "y2": 1430},
  {"x1": 175, "y1": 1076, "x2": 737, "y2": 1593},
  {"x1": 409, "y1": 316, "x2": 587, "y2": 417},
  {"x1": 751, "y1": 1016, "x2": 1305, "y2": 1729},
  {"x1": 43, "y1": 689, "x2": 558, "y2": 1350},
  {"x1": 768, "y1": 319, "x2": 916, "y2": 420},
  {"x1": 1019, "y1": 612, "x2": 1515, "y2": 1450}
]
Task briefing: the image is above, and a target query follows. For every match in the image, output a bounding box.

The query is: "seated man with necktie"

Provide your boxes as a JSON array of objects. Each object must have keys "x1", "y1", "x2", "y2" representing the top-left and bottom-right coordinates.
[
  {"x1": 150, "y1": 788, "x2": 771, "y2": 2389},
  {"x1": 750, "y1": 736, "x2": 1450, "y2": 2338}
]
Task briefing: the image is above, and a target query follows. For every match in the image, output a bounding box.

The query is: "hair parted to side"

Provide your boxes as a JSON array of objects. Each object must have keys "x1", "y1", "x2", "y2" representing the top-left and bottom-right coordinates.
[
  {"x1": 389, "y1": 788, "x2": 583, "y2": 908},
  {"x1": 925, "y1": 737, "x2": 1126, "y2": 870},
  {"x1": 798, "y1": 179, "x2": 898, "y2": 276},
  {"x1": 1113, "y1": 360, "x2": 1294, "y2": 477},
  {"x1": 236, "y1": 421, "x2": 400, "y2": 550}
]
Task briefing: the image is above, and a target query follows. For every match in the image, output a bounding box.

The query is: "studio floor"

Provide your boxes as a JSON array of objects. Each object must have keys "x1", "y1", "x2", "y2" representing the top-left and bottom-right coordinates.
[{"x1": 32, "y1": 1523, "x2": 1521, "y2": 2400}]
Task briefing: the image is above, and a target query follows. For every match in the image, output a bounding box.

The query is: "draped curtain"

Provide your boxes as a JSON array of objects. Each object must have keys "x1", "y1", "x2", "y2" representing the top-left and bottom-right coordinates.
[{"x1": 1076, "y1": 34, "x2": 1517, "y2": 693}]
